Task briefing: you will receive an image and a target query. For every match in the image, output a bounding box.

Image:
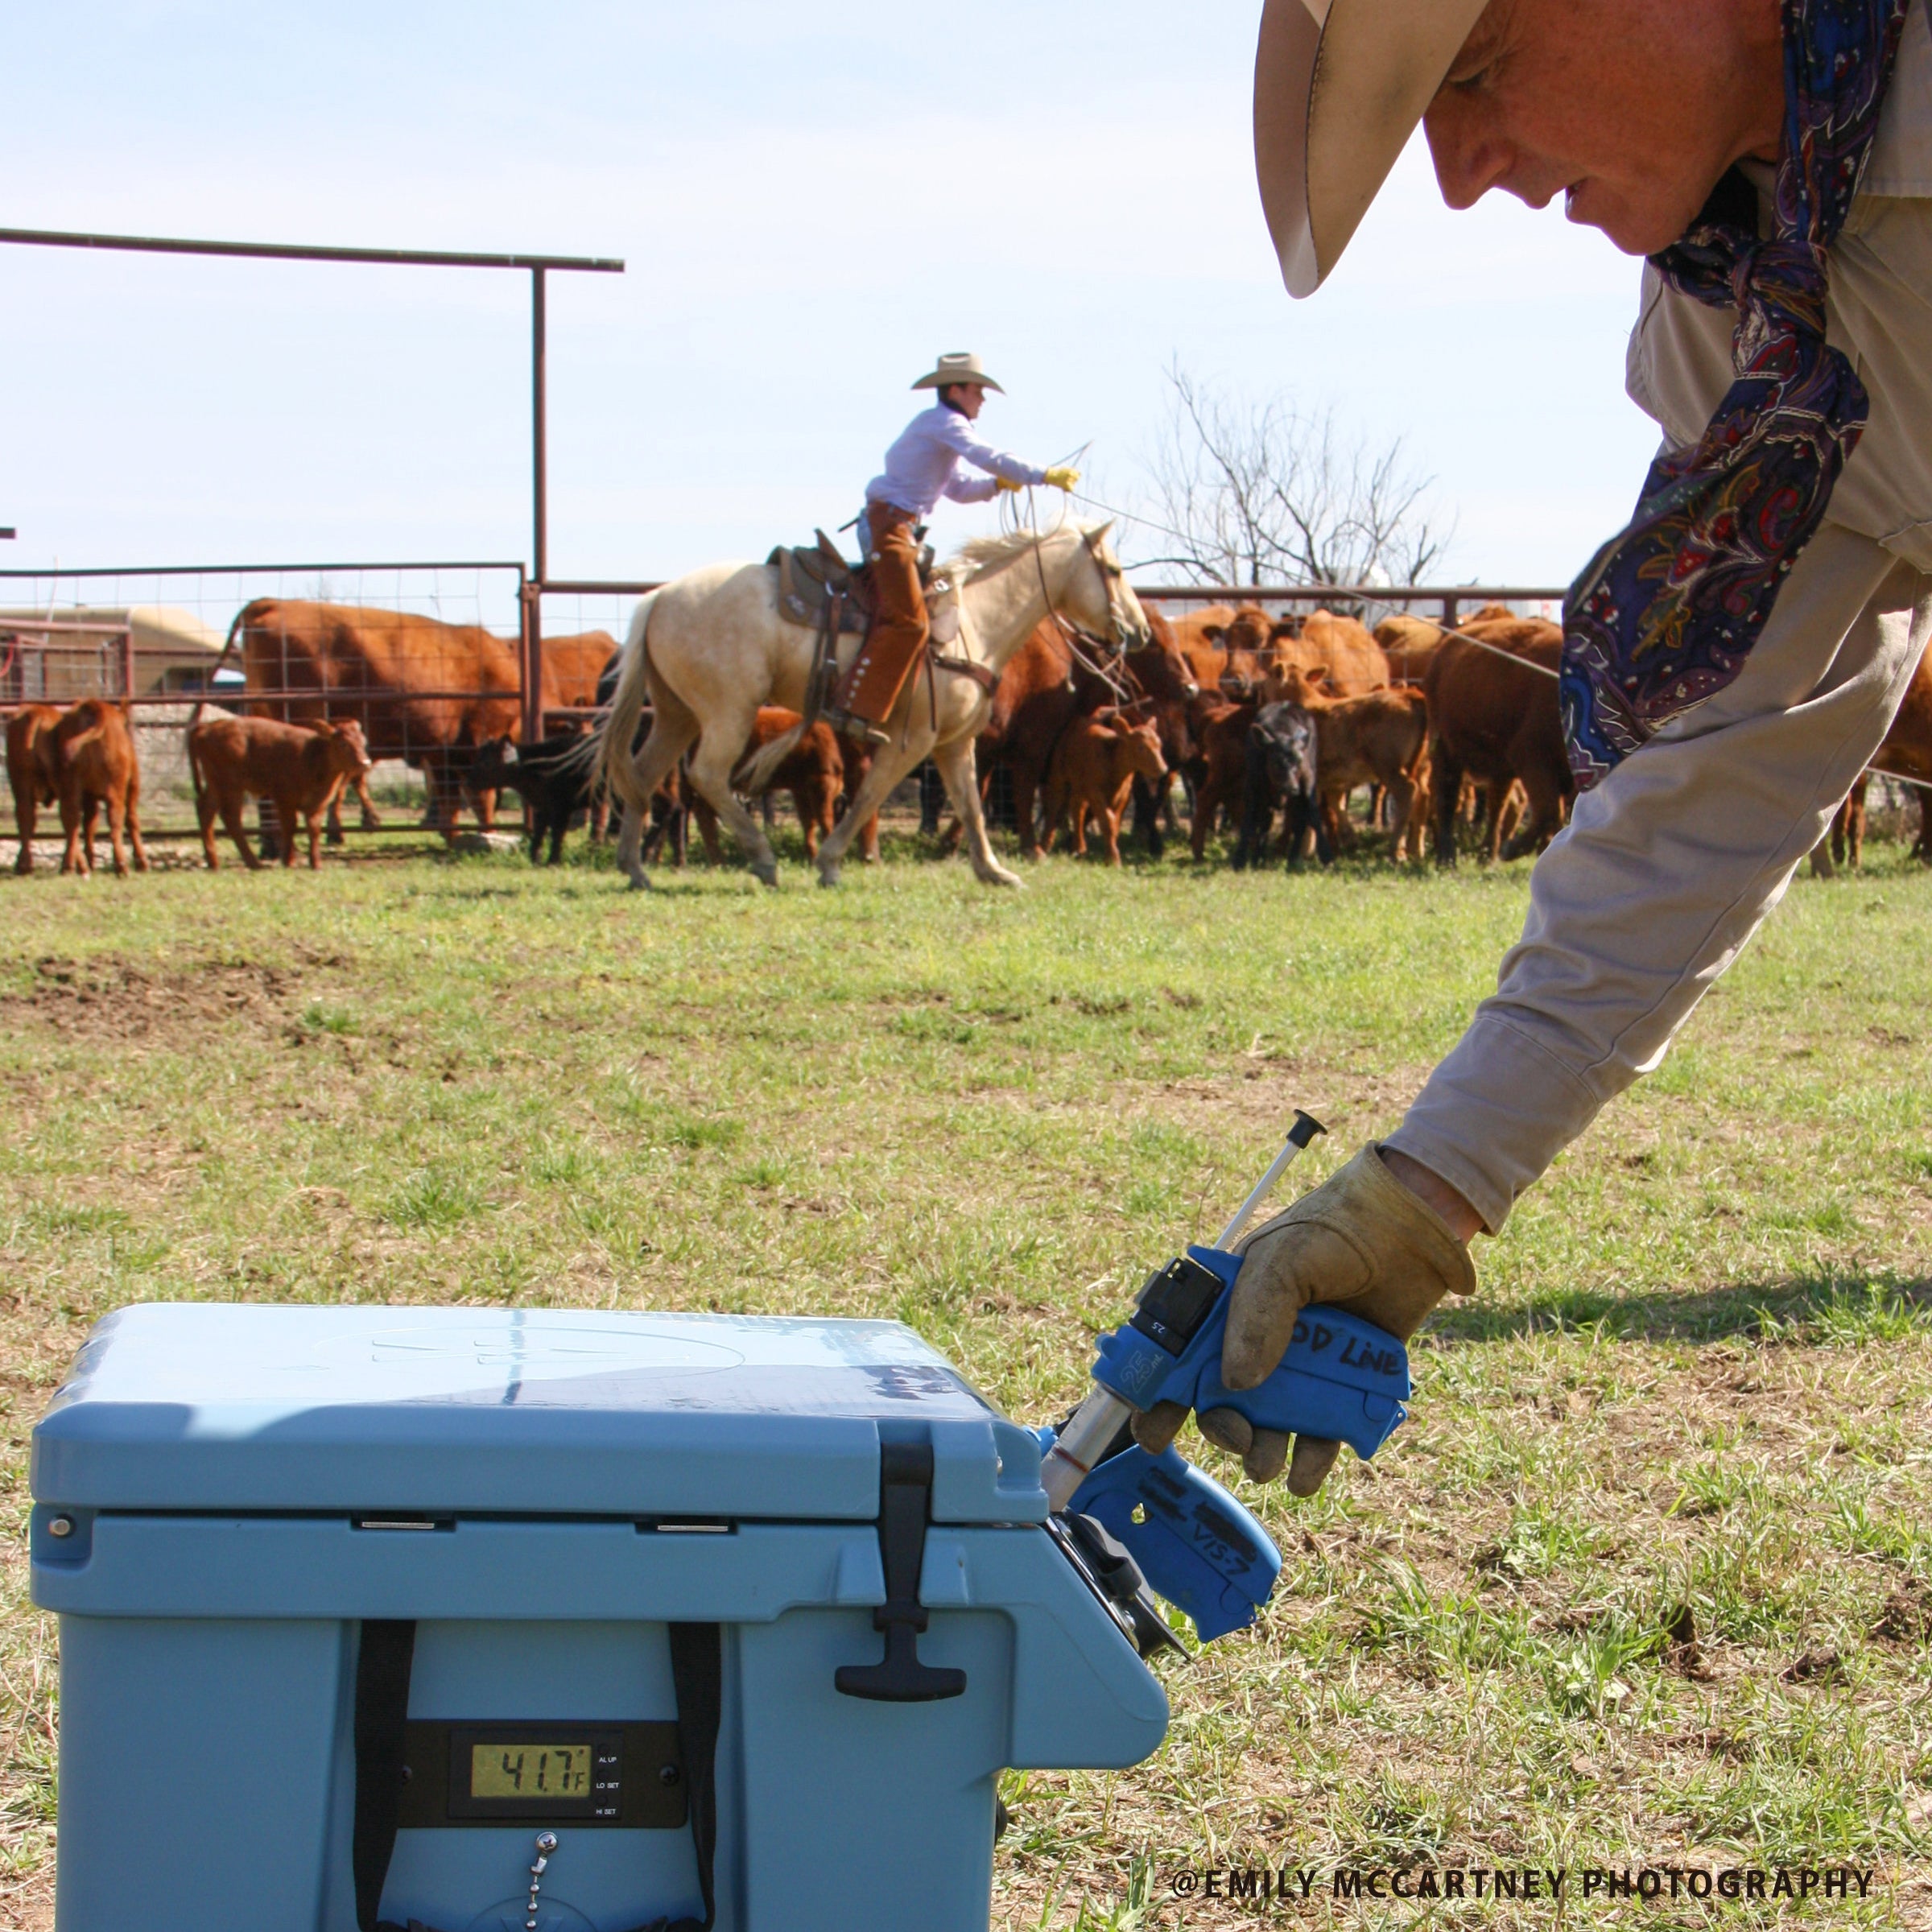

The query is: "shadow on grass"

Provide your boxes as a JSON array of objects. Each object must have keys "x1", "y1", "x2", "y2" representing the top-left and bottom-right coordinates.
[{"x1": 1426, "y1": 1266, "x2": 1932, "y2": 1348}]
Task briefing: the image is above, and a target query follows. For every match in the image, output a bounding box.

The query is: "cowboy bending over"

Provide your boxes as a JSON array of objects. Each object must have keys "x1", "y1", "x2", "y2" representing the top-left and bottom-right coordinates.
[
  {"x1": 1137, "y1": 0, "x2": 1932, "y2": 1493},
  {"x1": 824, "y1": 352, "x2": 1079, "y2": 745}
]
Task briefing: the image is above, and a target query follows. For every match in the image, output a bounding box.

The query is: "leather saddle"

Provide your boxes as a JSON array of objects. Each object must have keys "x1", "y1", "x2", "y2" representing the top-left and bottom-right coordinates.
[
  {"x1": 767, "y1": 528, "x2": 945, "y2": 637},
  {"x1": 769, "y1": 530, "x2": 872, "y2": 636},
  {"x1": 766, "y1": 527, "x2": 976, "y2": 724}
]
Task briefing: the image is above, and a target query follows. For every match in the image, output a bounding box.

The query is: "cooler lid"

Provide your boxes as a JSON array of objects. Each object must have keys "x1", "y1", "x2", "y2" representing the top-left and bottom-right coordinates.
[{"x1": 31, "y1": 1305, "x2": 1047, "y2": 1523}]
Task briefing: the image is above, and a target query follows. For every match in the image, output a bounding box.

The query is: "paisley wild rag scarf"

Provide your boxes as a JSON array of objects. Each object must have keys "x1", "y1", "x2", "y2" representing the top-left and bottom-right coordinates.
[{"x1": 1560, "y1": 0, "x2": 1911, "y2": 789}]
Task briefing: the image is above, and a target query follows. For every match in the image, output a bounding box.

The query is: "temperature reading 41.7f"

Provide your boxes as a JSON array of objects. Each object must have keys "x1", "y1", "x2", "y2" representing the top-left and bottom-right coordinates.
[{"x1": 471, "y1": 1744, "x2": 589, "y2": 1801}]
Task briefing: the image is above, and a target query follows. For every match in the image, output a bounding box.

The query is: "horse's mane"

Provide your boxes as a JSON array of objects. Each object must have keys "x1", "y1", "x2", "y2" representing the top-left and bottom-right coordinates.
[{"x1": 948, "y1": 522, "x2": 1100, "y2": 580}]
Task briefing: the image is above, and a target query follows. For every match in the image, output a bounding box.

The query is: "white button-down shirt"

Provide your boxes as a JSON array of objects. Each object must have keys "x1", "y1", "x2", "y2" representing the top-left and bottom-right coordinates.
[{"x1": 865, "y1": 404, "x2": 1048, "y2": 518}]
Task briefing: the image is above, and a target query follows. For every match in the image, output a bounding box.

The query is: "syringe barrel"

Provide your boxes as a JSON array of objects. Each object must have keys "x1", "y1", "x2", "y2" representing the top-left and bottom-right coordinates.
[{"x1": 1040, "y1": 1385, "x2": 1135, "y2": 1513}]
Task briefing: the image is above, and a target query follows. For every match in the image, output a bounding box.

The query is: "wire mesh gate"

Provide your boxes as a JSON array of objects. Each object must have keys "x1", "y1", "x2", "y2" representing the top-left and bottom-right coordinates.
[{"x1": 0, "y1": 562, "x2": 553, "y2": 837}]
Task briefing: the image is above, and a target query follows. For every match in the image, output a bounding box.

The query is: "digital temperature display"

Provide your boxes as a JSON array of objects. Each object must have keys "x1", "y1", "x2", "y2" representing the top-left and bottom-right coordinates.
[
  {"x1": 470, "y1": 1742, "x2": 592, "y2": 1802},
  {"x1": 400, "y1": 1721, "x2": 683, "y2": 1830},
  {"x1": 440, "y1": 1725, "x2": 624, "y2": 1821}
]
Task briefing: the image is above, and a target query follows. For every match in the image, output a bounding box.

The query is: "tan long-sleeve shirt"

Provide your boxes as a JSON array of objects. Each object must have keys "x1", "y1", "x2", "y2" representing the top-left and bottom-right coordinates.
[{"x1": 1386, "y1": 15, "x2": 1932, "y2": 1234}]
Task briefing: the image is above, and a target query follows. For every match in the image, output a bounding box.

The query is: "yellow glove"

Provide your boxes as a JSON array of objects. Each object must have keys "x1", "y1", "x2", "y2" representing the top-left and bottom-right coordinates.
[
  {"x1": 1044, "y1": 466, "x2": 1081, "y2": 492},
  {"x1": 996, "y1": 477, "x2": 1024, "y2": 493}
]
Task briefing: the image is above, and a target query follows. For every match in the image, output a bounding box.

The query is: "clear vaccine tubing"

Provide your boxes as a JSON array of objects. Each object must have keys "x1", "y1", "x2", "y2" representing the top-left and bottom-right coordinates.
[{"x1": 1039, "y1": 1115, "x2": 1324, "y2": 1514}]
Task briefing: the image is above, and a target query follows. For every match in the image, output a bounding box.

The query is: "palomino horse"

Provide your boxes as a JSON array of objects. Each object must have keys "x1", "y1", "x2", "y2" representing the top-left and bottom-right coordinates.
[{"x1": 597, "y1": 522, "x2": 1149, "y2": 889}]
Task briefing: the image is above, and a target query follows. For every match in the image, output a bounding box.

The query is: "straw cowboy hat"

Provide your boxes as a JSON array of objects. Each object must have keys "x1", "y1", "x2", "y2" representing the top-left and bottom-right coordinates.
[
  {"x1": 911, "y1": 352, "x2": 1006, "y2": 394},
  {"x1": 1255, "y1": 0, "x2": 1488, "y2": 297}
]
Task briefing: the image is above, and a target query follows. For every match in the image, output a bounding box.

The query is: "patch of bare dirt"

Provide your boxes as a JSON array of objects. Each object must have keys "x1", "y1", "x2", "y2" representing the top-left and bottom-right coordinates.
[
  {"x1": 1874, "y1": 1587, "x2": 1932, "y2": 1645},
  {"x1": 1665, "y1": 1604, "x2": 1719, "y2": 1682},
  {"x1": 1156, "y1": 1061, "x2": 1437, "y2": 1139},
  {"x1": 1781, "y1": 1646, "x2": 1846, "y2": 1684},
  {"x1": 0, "y1": 1847, "x2": 52, "y2": 1932},
  {"x1": 3, "y1": 956, "x2": 302, "y2": 1046}
]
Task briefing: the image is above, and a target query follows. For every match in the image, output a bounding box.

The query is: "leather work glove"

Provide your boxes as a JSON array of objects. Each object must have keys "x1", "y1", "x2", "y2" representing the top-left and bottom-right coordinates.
[
  {"x1": 996, "y1": 477, "x2": 1025, "y2": 493},
  {"x1": 1130, "y1": 1144, "x2": 1476, "y2": 1495},
  {"x1": 1043, "y1": 465, "x2": 1081, "y2": 492}
]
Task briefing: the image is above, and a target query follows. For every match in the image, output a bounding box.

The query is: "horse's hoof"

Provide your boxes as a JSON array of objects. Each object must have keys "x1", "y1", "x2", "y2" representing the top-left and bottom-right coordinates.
[
  {"x1": 754, "y1": 865, "x2": 780, "y2": 889},
  {"x1": 981, "y1": 866, "x2": 1024, "y2": 890},
  {"x1": 818, "y1": 867, "x2": 841, "y2": 890},
  {"x1": 625, "y1": 871, "x2": 651, "y2": 892}
]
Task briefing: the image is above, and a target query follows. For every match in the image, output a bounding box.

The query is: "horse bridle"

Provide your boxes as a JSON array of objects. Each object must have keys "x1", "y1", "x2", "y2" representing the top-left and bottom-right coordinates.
[{"x1": 1030, "y1": 519, "x2": 1141, "y2": 704}]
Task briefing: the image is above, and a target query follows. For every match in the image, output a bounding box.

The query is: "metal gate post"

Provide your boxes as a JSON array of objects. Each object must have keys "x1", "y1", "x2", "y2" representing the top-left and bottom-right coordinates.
[
  {"x1": 531, "y1": 265, "x2": 547, "y2": 589},
  {"x1": 520, "y1": 580, "x2": 543, "y2": 746},
  {"x1": 526, "y1": 262, "x2": 548, "y2": 746}
]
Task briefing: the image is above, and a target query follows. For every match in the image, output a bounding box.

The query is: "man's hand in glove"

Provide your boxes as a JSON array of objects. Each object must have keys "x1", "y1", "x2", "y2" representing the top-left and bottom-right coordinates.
[
  {"x1": 1043, "y1": 465, "x2": 1082, "y2": 491},
  {"x1": 1131, "y1": 1144, "x2": 1479, "y2": 1494}
]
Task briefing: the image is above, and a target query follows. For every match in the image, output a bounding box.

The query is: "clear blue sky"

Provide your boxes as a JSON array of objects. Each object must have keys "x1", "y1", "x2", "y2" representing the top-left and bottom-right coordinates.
[{"x1": 2, "y1": 2, "x2": 1658, "y2": 588}]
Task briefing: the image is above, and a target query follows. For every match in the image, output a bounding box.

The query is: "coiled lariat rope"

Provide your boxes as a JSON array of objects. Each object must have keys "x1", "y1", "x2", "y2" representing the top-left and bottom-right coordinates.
[{"x1": 997, "y1": 481, "x2": 1135, "y2": 706}]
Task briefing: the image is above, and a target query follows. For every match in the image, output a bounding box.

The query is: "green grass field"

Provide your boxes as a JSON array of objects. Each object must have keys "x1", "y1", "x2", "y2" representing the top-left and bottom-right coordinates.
[{"x1": 3, "y1": 830, "x2": 1930, "y2": 1929}]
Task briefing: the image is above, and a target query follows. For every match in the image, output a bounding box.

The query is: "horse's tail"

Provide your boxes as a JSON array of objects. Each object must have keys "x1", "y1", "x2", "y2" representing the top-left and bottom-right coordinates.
[
  {"x1": 595, "y1": 590, "x2": 662, "y2": 809},
  {"x1": 732, "y1": 714, "x2": 808, "y2": 798}
]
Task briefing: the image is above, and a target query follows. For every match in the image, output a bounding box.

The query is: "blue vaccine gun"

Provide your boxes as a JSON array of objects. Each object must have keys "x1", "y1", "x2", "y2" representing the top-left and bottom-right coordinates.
[{"x1": 1039, "y1": 1112, "x2": 1411, "y2": 1644}]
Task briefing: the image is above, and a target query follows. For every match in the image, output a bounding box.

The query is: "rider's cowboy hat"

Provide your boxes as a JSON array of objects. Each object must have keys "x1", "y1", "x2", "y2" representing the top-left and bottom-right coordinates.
[
  {"x1": 911, "y1": 352, "x2": 1005, "y2": 394},
  {"x1": 1254, "y1": 0, "x2": 1487, "y2": 297}
]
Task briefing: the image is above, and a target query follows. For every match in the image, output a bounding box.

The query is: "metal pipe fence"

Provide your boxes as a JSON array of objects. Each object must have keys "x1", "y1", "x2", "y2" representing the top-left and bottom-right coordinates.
[
  {"x1": 1129, "y1": 581, "x2": 1568, "y2": 629},
  {"x1": 0, "y1": 228, "x2": 623, "y2": 638},
  {"x1": 10, "y1": 567, "x2": 1919, "y2": 860},
  {"x1": 1, "y1": 569, "x2": 1572, "y2": 842}
]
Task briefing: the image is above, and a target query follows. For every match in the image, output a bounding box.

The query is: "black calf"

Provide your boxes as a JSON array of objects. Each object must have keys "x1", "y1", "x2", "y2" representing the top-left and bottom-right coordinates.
[
  {"x1": 1232, "y1": 702, "x2": 1332, "y2": 870},
  {"x1": 917, "y1": 759, "x2": 948, "y2": 836},
  {"x1": 1130, "y1": 774, "x2": 1164, "y2": 858},
  {"x1": 579, "y1": 654, "x2": 699, "y2": 863},
  {"x1": 469, "y1": 733, "x2": 598, "y2": 865}
]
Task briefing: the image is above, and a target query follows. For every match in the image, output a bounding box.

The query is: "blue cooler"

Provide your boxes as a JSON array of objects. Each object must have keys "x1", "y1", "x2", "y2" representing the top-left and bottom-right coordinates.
[{"x1": 30, "y1": 1306, "x2": 1169, "y2": 1932}]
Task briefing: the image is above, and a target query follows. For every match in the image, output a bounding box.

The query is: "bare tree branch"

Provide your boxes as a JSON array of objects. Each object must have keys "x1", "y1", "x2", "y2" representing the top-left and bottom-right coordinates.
[{"x1": 1136, "y1": 362, "x2": 1455, "y2": 590}]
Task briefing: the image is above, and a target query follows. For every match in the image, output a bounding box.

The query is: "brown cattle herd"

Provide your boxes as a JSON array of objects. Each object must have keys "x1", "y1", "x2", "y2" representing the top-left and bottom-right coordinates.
[
  {"x1": 5, "y1": 594, "x2": 1931, "y2": 878},
  {"x1": 6, "y1": 700, "x2": 151, "y2": 878}
]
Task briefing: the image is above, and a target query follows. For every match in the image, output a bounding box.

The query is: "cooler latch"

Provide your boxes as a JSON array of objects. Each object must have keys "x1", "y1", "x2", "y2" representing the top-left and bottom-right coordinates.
[{"x1": 834, "y1": 1441, "x2": 968, "y2": 1703}]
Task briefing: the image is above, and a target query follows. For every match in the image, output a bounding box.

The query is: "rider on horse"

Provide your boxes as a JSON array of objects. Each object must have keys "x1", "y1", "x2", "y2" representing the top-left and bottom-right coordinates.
[{"x1": 823, "y1": 352, "x2": 1080, "y2": 745}]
